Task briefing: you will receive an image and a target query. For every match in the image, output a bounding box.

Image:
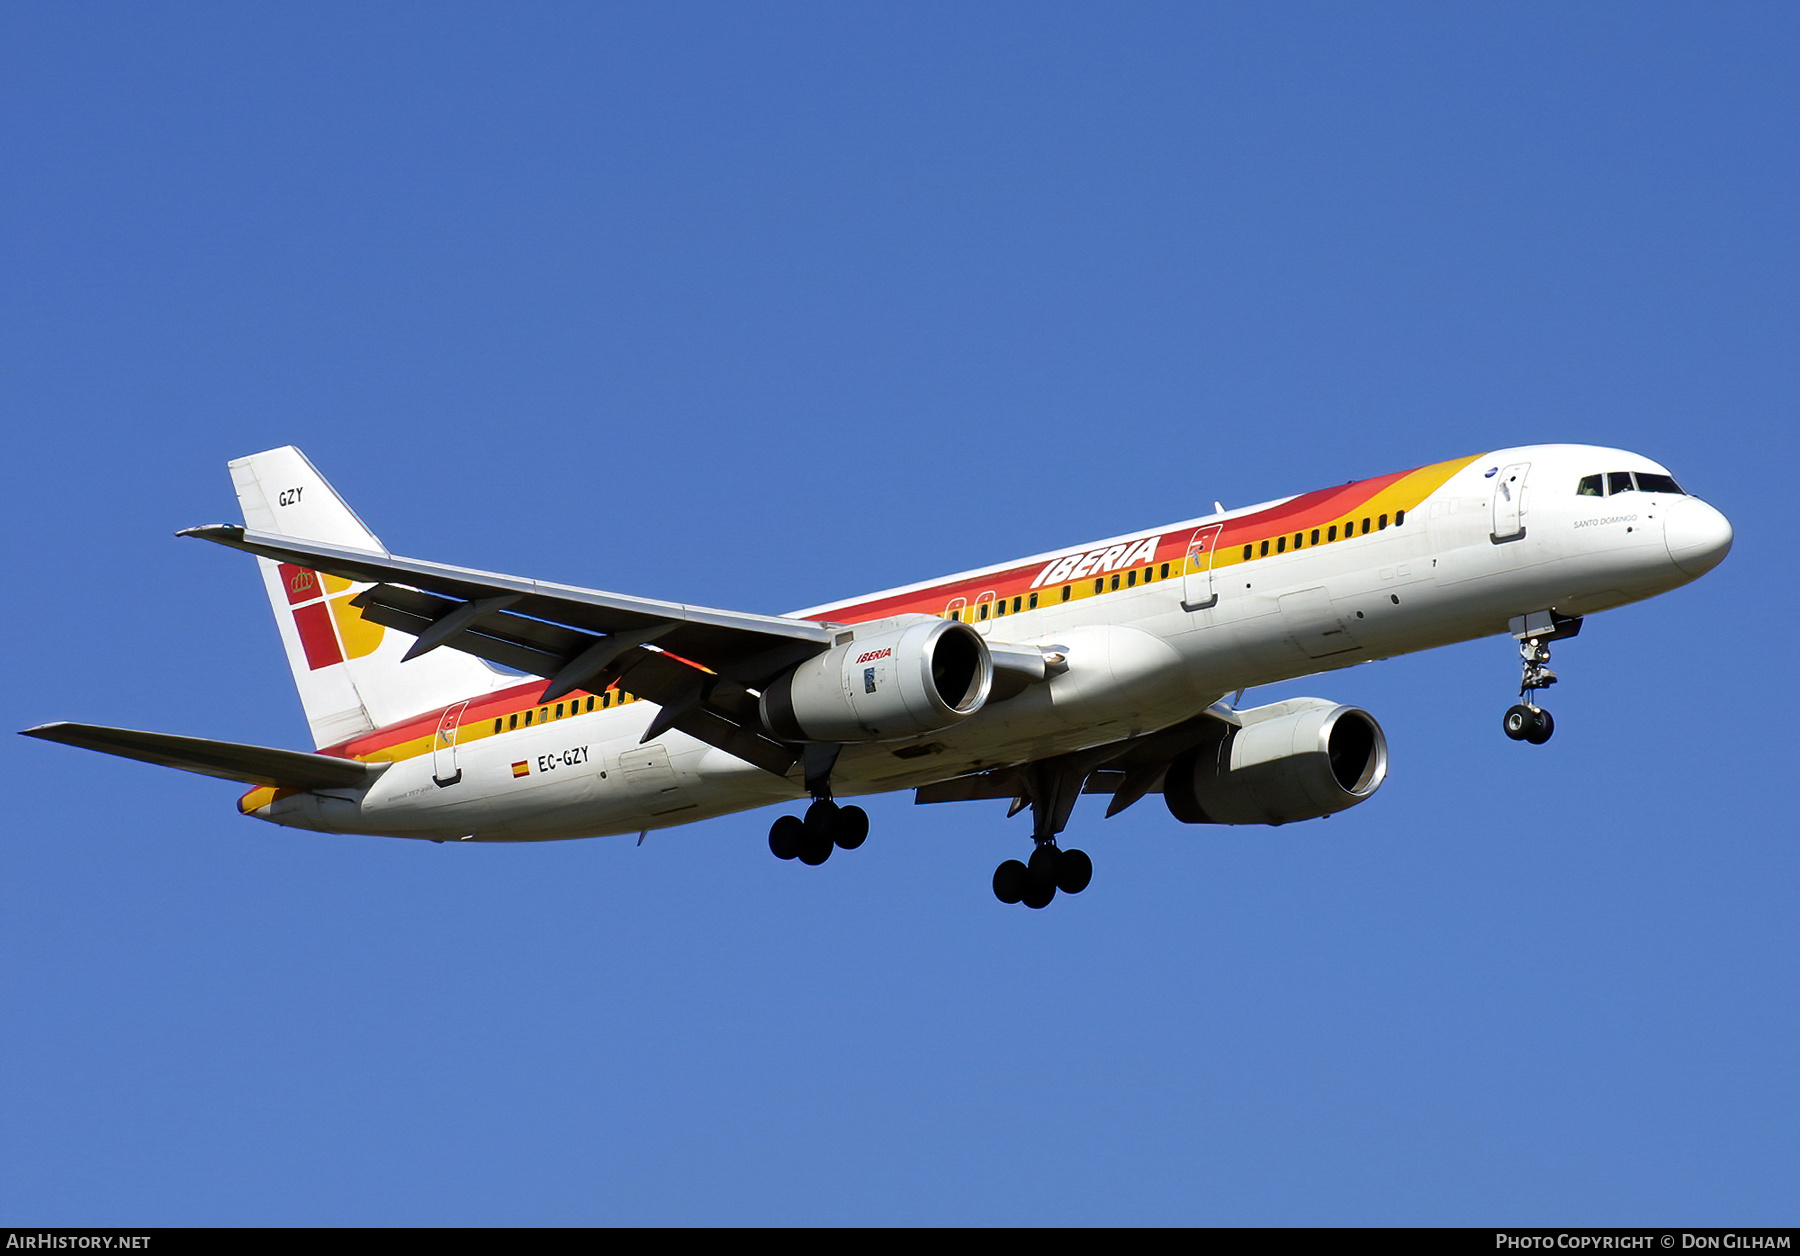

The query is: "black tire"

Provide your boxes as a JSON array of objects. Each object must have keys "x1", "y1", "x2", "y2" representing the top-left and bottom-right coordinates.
[
  {"x1": 1525, "y1": 707, "x2": 1555, "y2": 745},
  {"x1": 768, "y1": 814, "x2": 803, "y2": 860},
  {"x1": 797, "y1": 830, "x2": 833, "y2": 865},
  {"x1": 1021, "y1": 872, "x2": 1056, "y2": 909},
  {"x1": 804, "y1": 797, "x2": 839, "y2": 838},
  {"x1": 1028, "y1": 844, "x2": 1062, "y2": 881},
  {"x1": 833, "y1": 804, "x2": 869, "y2": 850},
  {"x1": 1503, "y1": 705, "x2": 1533, "y2": 741},
  {"x1": 993, "y1": 859, "x2": 1026, "y2": 904},
  {"x1": 1057, "y1": 848, "x2": 1093, "y2": 895}
]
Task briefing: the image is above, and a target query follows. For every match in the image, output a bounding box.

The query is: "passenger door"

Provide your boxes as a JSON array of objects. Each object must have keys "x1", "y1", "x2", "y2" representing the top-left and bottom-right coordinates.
[
  {"x1": 1181, "y1": 524, "x2": 1226, "y2": 611},
  {"x1": 1491, "y1": 463, "x2": 1530, "y2": 543},
  {"x1": 431, "y1": 700, "x2": 468, "y2": 787}
]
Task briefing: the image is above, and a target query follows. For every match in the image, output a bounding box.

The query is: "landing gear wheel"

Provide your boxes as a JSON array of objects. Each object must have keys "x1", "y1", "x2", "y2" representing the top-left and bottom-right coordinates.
[
  {"x1": 768, "y1": 814, "x2": 803, "y2": 860},
  {"x1": 798, "y1": 798, "x2": 838, "y2": 865},
  {"x1": 1057, "y1": 849, "x2": 1093, "y2": 895},
  {"x1": 1503, "y1": 705, "x2": 1534, "y2": 741},
  {"x1": 1028, "y1": 844, "x2": 1061, "y2": 881},
  {"x1": 1524, "y1": 707, "x2": 1554, "y2": 745},
  {"x1": 833, "y1": 804, "x2": 869, "y2": 850},
  {"x1": 993, "y1": 860, "x2": 1026, "y2": 904},
  {"x1": 1020, "y1": 872, "x2": 1056, "y2": 910}
]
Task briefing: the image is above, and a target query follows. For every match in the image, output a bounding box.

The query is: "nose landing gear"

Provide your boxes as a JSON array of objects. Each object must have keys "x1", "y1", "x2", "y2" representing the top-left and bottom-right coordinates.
[
  {"x1": 1503, "y1": 611, "x2": 1581, "y2": 746},
  {"x1": 1503, "y1": 703, "x2": 1554, "y2": 744}
]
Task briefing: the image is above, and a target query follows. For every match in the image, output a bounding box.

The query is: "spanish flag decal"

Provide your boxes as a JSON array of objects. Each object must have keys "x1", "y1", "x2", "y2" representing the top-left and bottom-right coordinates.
[{"x1": 511, "y1": 761, "x2": 530, "y2": 778}]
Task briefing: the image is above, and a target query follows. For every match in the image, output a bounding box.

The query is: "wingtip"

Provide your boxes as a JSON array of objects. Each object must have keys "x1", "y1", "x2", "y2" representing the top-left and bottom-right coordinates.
[{"x1": 176, "y1": 523, "x2": 244, "y2": 541}]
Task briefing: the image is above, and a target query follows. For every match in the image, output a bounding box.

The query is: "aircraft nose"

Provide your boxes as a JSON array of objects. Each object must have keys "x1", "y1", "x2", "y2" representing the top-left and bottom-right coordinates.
[{"x1": 1663, "y1": 496, "x2": 1733, "y2": 577}]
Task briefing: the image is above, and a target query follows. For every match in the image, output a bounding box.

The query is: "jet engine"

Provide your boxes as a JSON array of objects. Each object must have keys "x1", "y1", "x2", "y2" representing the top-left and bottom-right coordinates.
[
  {"x1": 760, "y1": 617, "x2": 992, "y2": 742},
  {"x1": 1164, "y1": 698, "x2": 1387, "y2": 826}
]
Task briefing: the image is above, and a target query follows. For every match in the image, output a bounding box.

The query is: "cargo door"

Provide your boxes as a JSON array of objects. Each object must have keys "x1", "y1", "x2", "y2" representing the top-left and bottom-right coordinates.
[
  {"x1": 1277, "y1": 587, "x2": 1361, "y2": 659},
  {"x1": 1181, "y1": 524, "x2": 1226, "y2": 611},
  {"x1": 619, "y1": 744, "x2": 691, "y2": 818},
  {"x1": 431, "y1": 700, "x2": 469, "y2": 787},
  {"x1": 1490, "y1": 462, "x2": 1531, "y2": 543}
]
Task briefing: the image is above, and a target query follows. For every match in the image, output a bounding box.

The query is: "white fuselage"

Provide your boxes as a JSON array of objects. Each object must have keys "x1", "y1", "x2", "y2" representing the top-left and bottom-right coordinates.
[{"x1": 255, "y1": 444, "x2": 1730, "y2": 842}]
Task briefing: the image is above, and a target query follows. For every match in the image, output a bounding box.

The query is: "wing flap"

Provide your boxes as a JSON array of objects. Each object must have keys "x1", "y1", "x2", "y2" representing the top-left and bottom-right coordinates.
[{"x1": 20, "y1": 723, "x2": 383, "y2": 790}]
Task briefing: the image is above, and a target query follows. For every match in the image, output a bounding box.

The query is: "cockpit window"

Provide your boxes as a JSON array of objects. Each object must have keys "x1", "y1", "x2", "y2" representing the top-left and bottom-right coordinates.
[
  {"x1": 1634, "y1": 472, "x2": 1684, "y2": 495},
  {"x1": 1577, "y1": 474, "x2": 1604, "y2": 496},
  {"x1": 1607, "y1": 471, "x2": 1636, "y2": 495}
]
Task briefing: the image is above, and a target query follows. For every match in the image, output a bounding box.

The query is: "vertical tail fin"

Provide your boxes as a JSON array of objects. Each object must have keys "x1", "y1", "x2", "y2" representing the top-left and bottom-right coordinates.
[{"x1": 232, "y1": 447, "x2": 512, "y2": 749}]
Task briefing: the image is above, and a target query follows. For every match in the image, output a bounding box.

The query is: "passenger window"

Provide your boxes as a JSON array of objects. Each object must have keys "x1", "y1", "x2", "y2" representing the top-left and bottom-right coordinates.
[
  {"x1": 524, "y1": 710, "x2": 532, "y2": 726},
  {"x1": 601, "y1": 693, "x2": 611, "y2": 708},
  {"x1": 1260, "y1": 541, "x2": 1269, "y2": 557},
  {"x1": 586, "y1": 696, "x2": 594, "y2": 711},
  {"x1": 1361, "y1": 517, "x2": 1371, "y2": 533},
  {"x1": 1344, "y1": 520, "x2": 1355, "y2": 537},
  {"x1": 1012, "y1": 596, "x2": 1021, "y2": 613},
  {"x1": 1293, "y1": 532, "x2": 1302, "y2": 549},
  {"x1": 1577, "y1": 474, "x2": 1604, "y2": 496},
  {"x1": 555, "y1": 703, "x2": 563, "y2": 718},
  {"x1": 995, "y1": 599, "x2": 1006, "y2": 617},
  {"x1": 1061, "y1": 585, "x2": 1071, "y2": 602},
  {"x1": 1636, "y1": 473, "x2": 1684, "y2": 495},
  {"x1": 1093, "y1": 578, "x2": 1104, "y2": 594},
  {"x1": 509, "y1": 713, "x2": 518, "y2": 729},
  {"x1": 493, "y1": 718, "x2": 502, "y2": 734},
  {"x1": 977, "y1": 602, "x2": 988, "y2": 620},
  {"x1": 1328, "y1": 525, "x2": 1338, "y2": 542},
  {"x1": 1110, "y1": 574, "x2": 1119, "y2": 590},
  {"x1": 1378, "y1": 514, "x2": 1388, "y2": 530},
  {"x1": 1160, "y1": 562, "x2": 1169, "y2": 578},
  {"x1": 1395, "y1": 510, "x2": 1405, "y2": 526},
  {"x1": 1310, "y1": 529, "x2": 1320, "y2": 545},
  {"x1": 1608, "y1": 471, "x2": 1635, "y2": 495},
  {"x1": 1242, "y1": 545, "x2": 1252, "y2": 561},
  {"x1": 1126, "y1": 570, "x2": 1136, "y2": 587},
  {"x1": 540, "y1": 708, "x2": 548, "y2": 723},
  {"x1": 1028, "y1": 592, "x2": 1038, "y2": 609},
  {"x1": 1276, "y1": 536, "x2": 1286, "y2": 553}
]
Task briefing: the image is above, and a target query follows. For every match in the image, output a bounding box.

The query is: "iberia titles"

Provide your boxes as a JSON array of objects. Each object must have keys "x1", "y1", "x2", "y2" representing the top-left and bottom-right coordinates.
[{"x1": 1029, "y1": 535, "x2": 1162, "y2": 589}]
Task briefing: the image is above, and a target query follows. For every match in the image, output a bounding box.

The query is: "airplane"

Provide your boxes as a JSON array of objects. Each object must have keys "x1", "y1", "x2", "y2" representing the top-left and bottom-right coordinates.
[{"x1": 22, "y1": 443, "x2": 1732, "y2": 909}]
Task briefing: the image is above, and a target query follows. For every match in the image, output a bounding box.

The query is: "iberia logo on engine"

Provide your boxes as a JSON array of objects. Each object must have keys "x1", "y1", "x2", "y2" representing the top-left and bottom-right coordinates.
[{"x1": 855, "y1": 648, "x2": 893, "y2": 664}]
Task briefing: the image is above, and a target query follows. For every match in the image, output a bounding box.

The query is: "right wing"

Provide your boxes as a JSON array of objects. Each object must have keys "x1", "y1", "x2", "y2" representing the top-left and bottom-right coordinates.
[{"x1": 181, "y1": 526, "x2": 840, "y2": 776}]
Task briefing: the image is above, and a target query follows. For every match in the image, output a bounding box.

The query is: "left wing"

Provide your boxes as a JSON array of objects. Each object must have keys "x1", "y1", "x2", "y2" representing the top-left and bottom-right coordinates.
[
  {"x1": 20, "y1": 723, "x2": 387, "y2": 790},
  {"x1": 182, "y1": 525, "x2": 838, "y2": 775}
]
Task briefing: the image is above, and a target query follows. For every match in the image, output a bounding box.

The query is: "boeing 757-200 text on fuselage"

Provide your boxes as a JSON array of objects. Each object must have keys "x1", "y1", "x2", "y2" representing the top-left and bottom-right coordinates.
[{"x1": 24, "y1": 444, "x2": 1731, "y2": 908}]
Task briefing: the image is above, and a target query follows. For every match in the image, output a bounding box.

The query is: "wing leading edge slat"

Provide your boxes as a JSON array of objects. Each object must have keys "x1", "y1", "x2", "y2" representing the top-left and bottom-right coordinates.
[{"x1": 182, "y1": 526, "x2": 810, "y2": 777}]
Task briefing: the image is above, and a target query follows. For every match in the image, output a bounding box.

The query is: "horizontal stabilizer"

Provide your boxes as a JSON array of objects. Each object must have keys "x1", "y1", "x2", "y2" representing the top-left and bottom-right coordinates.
[{"x1": 19, "y1": 723, "x2": 384, "y2": 790}]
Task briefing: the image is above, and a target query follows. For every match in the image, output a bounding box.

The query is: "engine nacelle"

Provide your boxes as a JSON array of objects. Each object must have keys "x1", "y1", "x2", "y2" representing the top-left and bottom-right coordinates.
[
  {"x1": 760, "y1": 617, "x2": 992, "y2": 742},
  {"x1": 1164, "y1": 698, "x2": 1387, "y2": 826}
]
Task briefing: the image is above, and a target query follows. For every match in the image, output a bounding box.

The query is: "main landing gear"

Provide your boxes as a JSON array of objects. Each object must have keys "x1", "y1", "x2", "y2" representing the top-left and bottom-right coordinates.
[
  {"x1": 1502, "y1": 611, "x2": 1581, "y2": 746},
  {"x1": 768, "y1": 742, "x2": 867, "y2": 867},
  {"x1": 992, "y1": 843, "x2": 1092, "y2": 909},
  {"x1": 991, "y1": 756, "x2": 1103, "y2": 908},
  {"x1": 768, "y1": 798, "x2": 868, "y2": 865}
]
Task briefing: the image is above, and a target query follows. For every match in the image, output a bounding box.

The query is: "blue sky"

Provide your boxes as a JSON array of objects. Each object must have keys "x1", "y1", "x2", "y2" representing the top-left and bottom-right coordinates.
[{"x1": 3, "y1": 3, "x2": 1795, "y2": 1225}]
